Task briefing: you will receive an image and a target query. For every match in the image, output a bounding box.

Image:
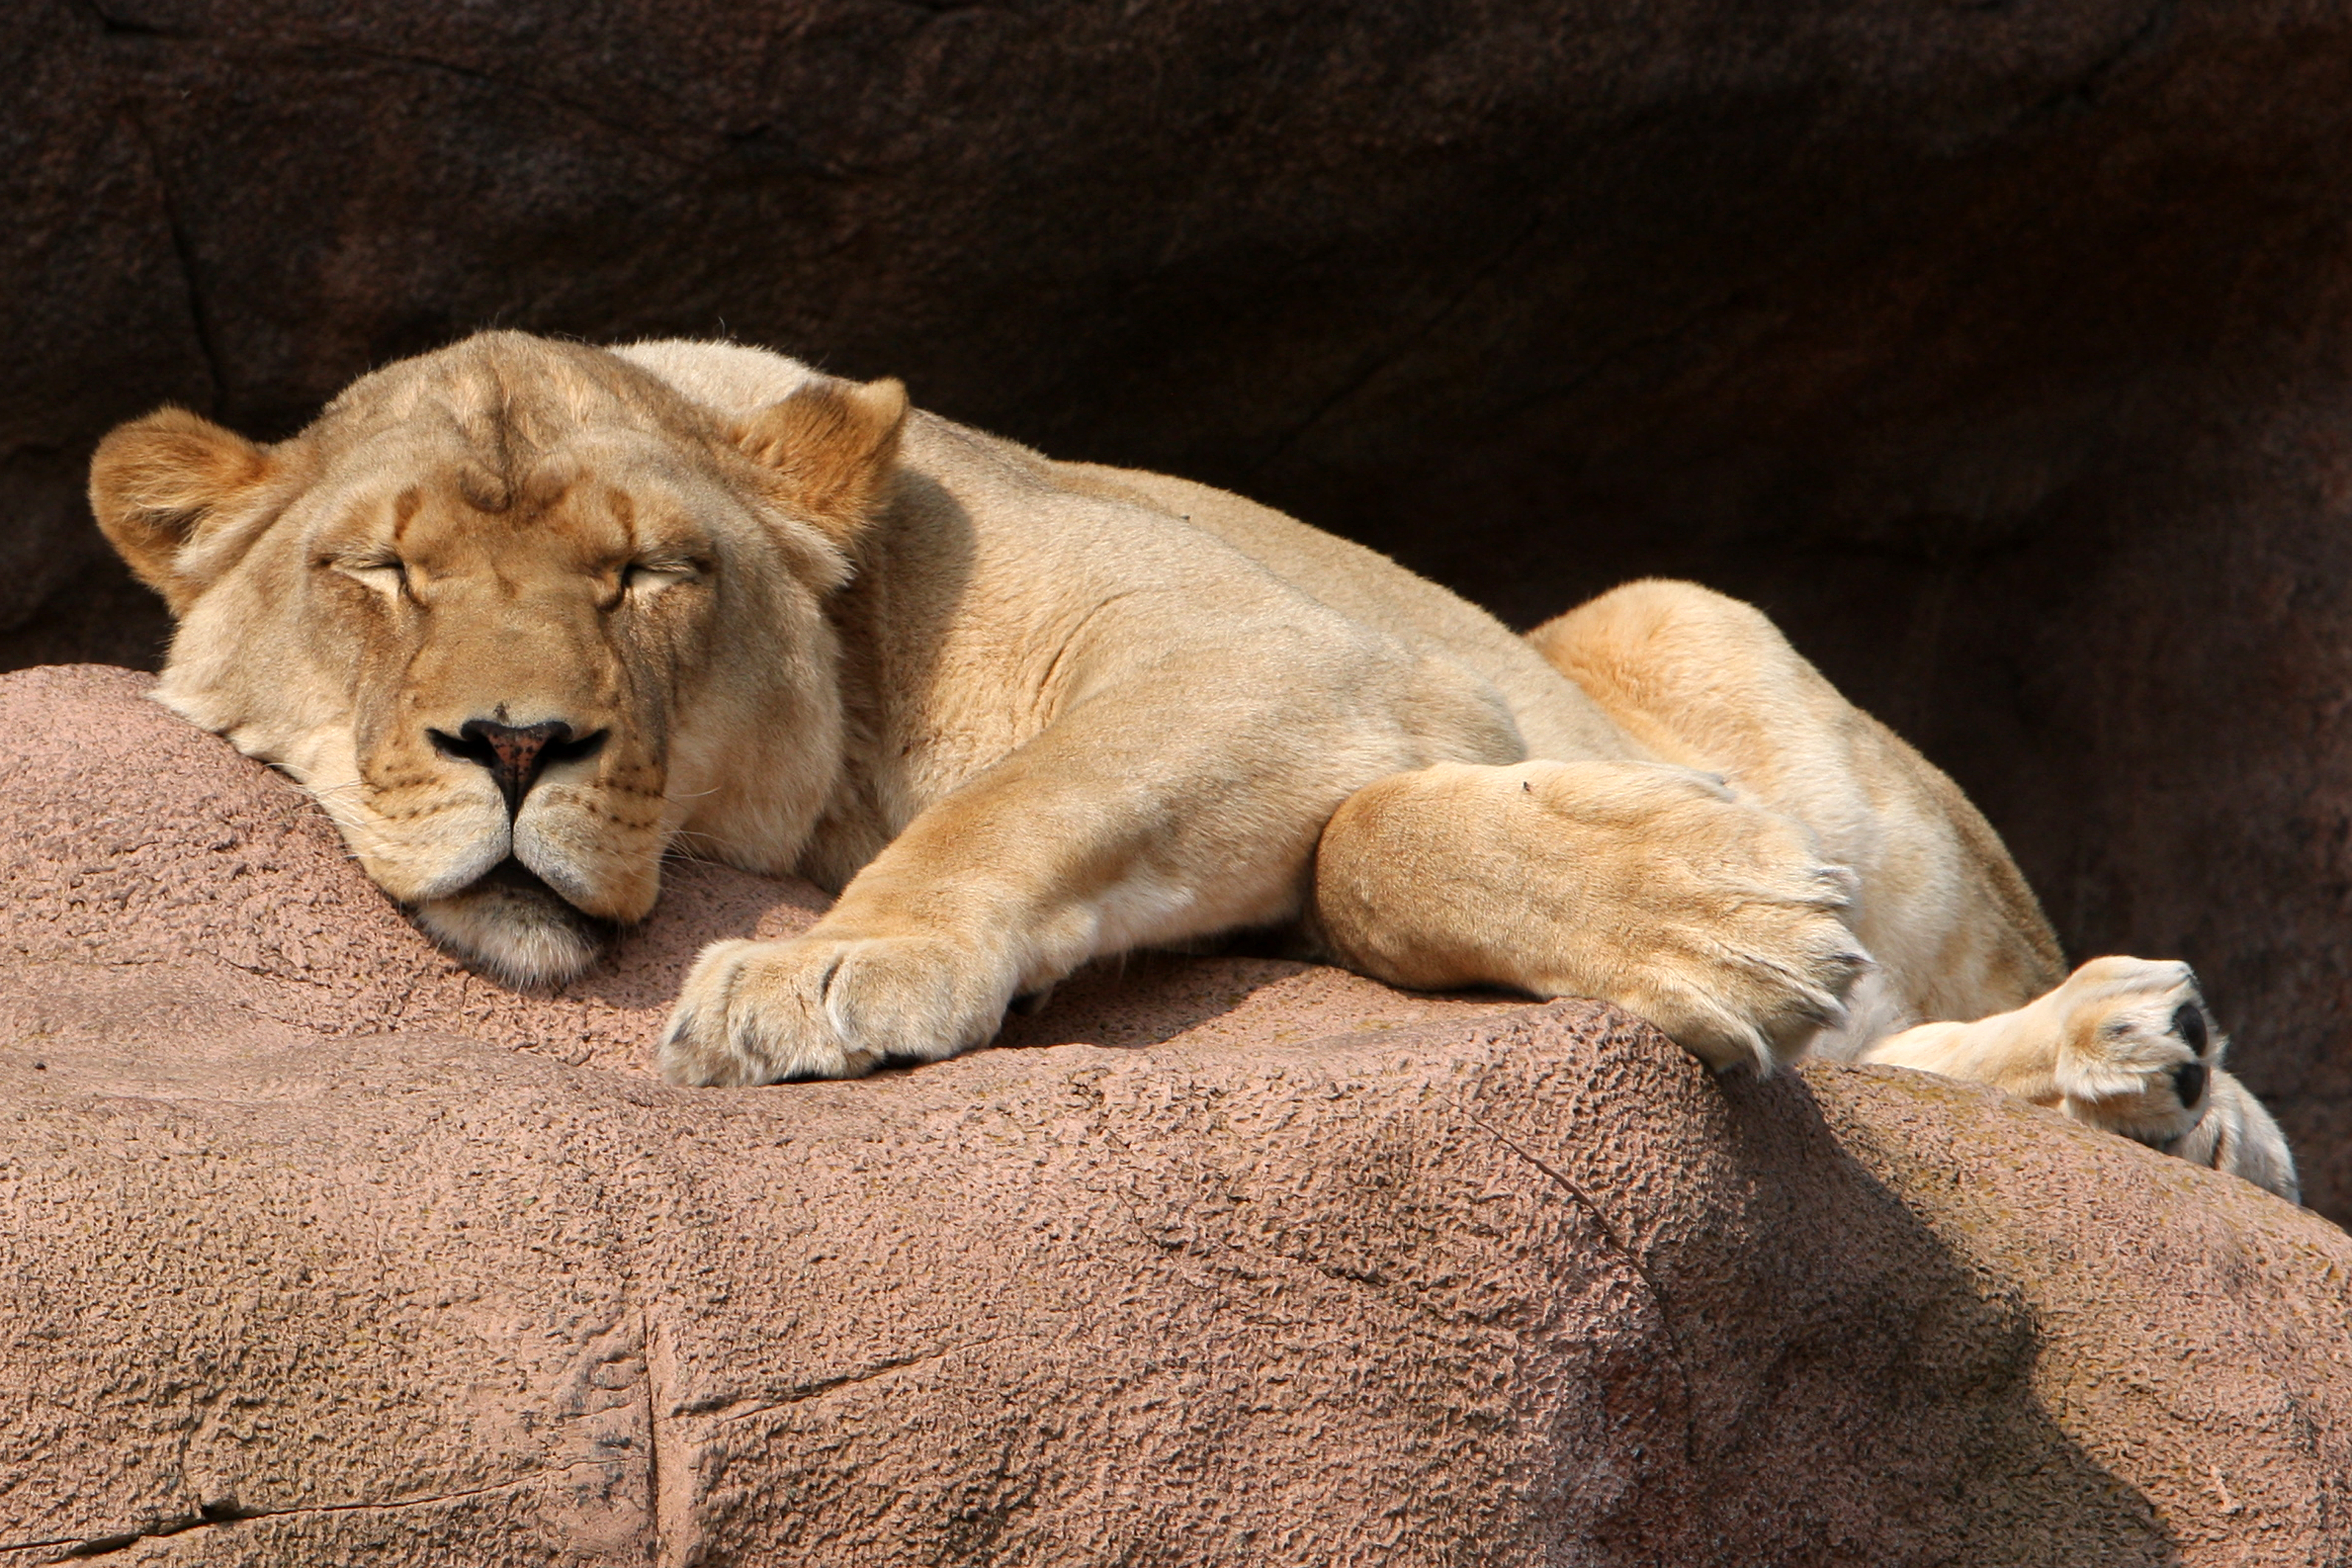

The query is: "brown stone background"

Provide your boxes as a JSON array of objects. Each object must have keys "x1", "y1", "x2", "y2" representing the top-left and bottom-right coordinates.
[{"x1": 8, "y1": 1, "x2": 2352, "y2": 1217}]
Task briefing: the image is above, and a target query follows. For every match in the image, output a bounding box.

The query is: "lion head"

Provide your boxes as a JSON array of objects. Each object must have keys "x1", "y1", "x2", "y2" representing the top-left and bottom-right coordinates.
[{"x1": 89, "y1": 332, "x2": 907, "y2": 984}]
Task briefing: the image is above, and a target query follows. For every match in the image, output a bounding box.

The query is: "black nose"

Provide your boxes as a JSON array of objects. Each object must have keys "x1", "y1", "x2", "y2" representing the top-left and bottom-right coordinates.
[
  {"x1": 430, "y1": 719, "x2": 606, "y2": 812},
  {"x1": 2172, "y1": 1061, "x2": 2208, "y2": 1109}
]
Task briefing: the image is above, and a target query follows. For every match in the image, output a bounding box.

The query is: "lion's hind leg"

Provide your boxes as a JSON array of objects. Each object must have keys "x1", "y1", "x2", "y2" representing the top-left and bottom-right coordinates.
[
  {"x1": 1527, "y1": 577, "x2": 2068, "y2": 1025},
  {"x1": 1313, "y1": 758, "x2": 1869, "y2": 1075},
  {"x1": 1518, "y1": 580, "x2": 2300, "y2": 1198},
  {"x1": 1861, "y1": 956, "x2": 2299, "y2": 1201}
]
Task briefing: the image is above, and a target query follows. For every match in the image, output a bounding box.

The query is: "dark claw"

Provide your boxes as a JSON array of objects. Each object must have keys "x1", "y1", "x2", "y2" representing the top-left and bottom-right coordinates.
[{"x1": 2173, "y1": 1001, "x2": 2209, "y2": 1055}]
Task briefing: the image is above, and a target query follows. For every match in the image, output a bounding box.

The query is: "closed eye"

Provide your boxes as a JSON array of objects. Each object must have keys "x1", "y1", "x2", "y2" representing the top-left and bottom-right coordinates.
[
  {"x1": 622, "y1": 561, "x2": 702, "y2": 593},
  {"x1": 332, "y1": 557, "x2": 410, "y2": 597}
]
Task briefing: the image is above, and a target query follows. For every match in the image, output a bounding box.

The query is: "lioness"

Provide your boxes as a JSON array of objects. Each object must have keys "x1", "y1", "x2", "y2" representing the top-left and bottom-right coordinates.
[{"x1": 89, "y1": 331, "x2": 2298, "y2": 1200}]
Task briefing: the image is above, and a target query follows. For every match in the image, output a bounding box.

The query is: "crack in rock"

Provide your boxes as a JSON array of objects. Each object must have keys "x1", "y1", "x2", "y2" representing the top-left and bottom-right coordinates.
[
  {"x1": 16, "y1": 1459, "x2": 617, "y2": 1562},
  {"x1": 1464, "y1": 1108, "x2": 1702, "y2": 1469},
  {"x1": 680, "y1": 1338, "x2": 993, "y2": 1425}
]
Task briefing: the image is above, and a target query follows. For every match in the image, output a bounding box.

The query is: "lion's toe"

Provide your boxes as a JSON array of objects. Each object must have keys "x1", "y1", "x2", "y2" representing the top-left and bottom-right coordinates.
[{"x1": 2171, "y1": 1068, "x2": 2301, "y2": 1203}]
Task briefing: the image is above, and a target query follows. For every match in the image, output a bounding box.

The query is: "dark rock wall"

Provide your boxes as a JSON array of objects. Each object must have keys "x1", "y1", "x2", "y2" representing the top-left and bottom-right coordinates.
[{"x1": 9, "y1": 1, "x2": 2352, "y2": 1214}]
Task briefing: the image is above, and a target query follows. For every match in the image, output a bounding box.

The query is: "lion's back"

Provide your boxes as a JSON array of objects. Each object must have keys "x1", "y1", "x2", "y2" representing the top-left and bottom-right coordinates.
[{"x1": 1049, "y1": 460, "x2": 1633, "y2": 763}]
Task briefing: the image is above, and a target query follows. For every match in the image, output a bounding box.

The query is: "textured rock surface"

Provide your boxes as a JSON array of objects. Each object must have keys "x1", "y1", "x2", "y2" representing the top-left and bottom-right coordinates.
[{"x1": 5, "y1": 670, "x2": 2351, "y2": 1565}]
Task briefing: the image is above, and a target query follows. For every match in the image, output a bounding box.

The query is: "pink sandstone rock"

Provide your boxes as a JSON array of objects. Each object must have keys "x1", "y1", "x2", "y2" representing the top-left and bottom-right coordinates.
[{"x1": 2, "y1": 663, "x2": 2348, "y2": 1565}]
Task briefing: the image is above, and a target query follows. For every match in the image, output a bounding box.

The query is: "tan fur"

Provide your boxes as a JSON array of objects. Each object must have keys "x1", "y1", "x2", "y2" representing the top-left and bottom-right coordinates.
[
  {"x1": 1859, "y1": 957, "x2": 2298, "y2": 1203},
  {"x1": 90, "y1": 332, "x2": 2297, "y2": 1201},
  {"x1": 1315, "y1": 760, "x2": 1866, "y2": 1071},
  {"x1": 1516, "y1": 583, "x2": 2293, "y2": 1199}
]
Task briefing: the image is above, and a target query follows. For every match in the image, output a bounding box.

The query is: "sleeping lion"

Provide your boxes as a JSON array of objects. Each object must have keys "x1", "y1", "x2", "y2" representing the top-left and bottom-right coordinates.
[{"x1": 88, "y1": 330, "x2": 2298, "y2": 1201}]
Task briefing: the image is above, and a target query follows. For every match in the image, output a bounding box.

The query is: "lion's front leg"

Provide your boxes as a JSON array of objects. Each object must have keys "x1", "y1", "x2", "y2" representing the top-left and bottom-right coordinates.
[
  {"x1": 659, "y1": 849, "x2": 1085, "y2": 1086},
  {"x1": 1314, "y1": 759, "x2": 1870, "y2": 1074},
  {"x1": 658, "y1": 673, "x2": 1375, "y2": 1086}
]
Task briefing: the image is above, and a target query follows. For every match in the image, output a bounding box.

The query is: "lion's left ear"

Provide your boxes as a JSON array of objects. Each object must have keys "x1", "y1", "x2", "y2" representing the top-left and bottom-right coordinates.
[{"x1": 733, "y1": 376, "x2": 908, "y2": 549}]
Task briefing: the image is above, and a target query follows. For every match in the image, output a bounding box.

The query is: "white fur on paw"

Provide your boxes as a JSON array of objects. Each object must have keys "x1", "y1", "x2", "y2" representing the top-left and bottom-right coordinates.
[
  {"x1": 2056, "y1": 959, "x2": 2301, "y2": 1202},
  {"x1": 2052, "y1": 956, "x2": 2220, "y2": 1146},
  {"x1": 2171, "y1": 1067, "x2": 2301, "y2": 1203},
  {"x1": 658, "y1": 934, "x2": 1000, "y2": 1087}
]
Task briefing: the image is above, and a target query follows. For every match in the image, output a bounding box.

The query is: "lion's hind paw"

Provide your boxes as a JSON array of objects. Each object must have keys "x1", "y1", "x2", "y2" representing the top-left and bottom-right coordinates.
[
  {"x1": 2171, "y1": 1067, "x2": 2301, "y2": 1203},
  {"x1": 2050, "y1": 956, "x2": 2218, "y2": 1146},
  {"x1": 2056, "y1": 960, "x2": 2299, "y2": 1201}
]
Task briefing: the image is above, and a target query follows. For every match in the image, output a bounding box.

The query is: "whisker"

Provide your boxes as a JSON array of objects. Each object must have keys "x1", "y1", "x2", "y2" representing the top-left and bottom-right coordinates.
[{"x1": 661, "y1": 831, "x2": 736, "y2": 858}]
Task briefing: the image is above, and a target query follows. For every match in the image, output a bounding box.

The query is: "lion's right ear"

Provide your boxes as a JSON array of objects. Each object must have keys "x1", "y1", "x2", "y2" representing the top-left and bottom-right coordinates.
[{"x1": 88, "y1": 407, "x2": 279, "y2": 616}]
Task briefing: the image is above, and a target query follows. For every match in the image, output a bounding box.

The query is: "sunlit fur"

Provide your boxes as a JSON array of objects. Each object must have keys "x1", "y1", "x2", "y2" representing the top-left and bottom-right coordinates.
[
  {"x1": 90, "y1": 335, "x2": 2298, "y2": 1203},
  {"x1": 1511, "y1": 584, "x2": 2297, "y2": 1200},
  {"x1": 90, "y1": 332, "x2": 870, "y2": 984}
]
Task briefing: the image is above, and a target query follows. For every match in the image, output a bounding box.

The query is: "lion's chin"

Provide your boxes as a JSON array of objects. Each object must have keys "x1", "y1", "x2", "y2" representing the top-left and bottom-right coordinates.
[{"x1": 410, "y1": 858, "x2": 616, "y2": 987}]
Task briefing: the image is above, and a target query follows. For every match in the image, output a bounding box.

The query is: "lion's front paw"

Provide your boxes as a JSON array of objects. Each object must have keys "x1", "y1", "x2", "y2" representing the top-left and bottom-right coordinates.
[
  {"x1": 2047, "y1": 956, "x2": 2216, "y2": 1144},
  {"x1": 1582, "y1": 777, "x2": 1869, "y2": 1075},
  {"x1": 1318, "y1": 760, "x2": 1867, "y2": 1076},
  {"x1": 657, "y1": 934, "x2": 1005, "y2": 1087}
]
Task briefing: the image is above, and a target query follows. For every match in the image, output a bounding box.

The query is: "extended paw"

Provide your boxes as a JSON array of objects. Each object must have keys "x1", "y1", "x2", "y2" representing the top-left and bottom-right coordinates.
[
  {"x1": 658, "y1": 933, "x2": 1004, "y2": 1086},
  {"x1": 2045, "y1": 960, "x2": 2299, "y2": 1201},
  {"x1": 2048, "y1": 956, "x2": 2218, "y2": 1145}
]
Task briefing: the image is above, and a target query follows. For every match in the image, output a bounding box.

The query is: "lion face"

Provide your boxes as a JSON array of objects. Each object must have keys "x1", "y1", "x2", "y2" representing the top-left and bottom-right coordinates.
[{"x1": 90, "y1": 332, "x2": 906, "y2": 984}]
